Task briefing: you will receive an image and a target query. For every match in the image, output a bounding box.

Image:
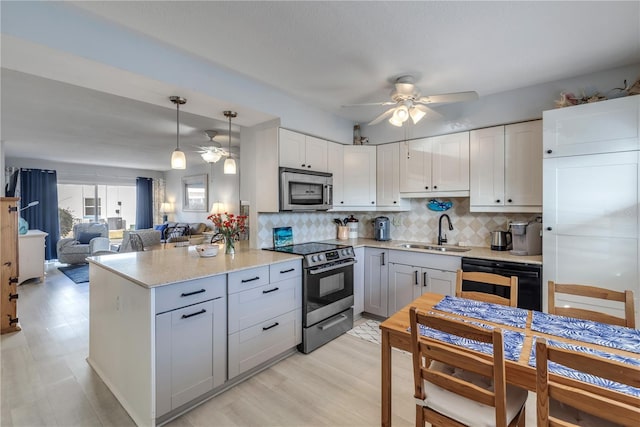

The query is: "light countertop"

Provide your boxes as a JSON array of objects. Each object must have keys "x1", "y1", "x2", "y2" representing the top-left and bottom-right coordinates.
[
  {"x1": 321, "y1": 237, "x2": 543, "y2": 265},
  {"x1": 88, "y1": 242, "x2": 302, "y2": 289}
]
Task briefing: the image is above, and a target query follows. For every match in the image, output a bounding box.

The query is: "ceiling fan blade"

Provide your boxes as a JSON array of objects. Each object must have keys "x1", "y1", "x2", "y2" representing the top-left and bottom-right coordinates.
[
  {"x1": 418, "y1": 91, "x2": 479, "y2": 104},
  {"x1": 342, "y1": 101, "x2": 397, "y2": 107},
  {"x1": 368, "y1": 108, "x2": 395, "y2": 126},
  {"x1": 417, "y1": 104, "x2": 444, "y2": 120}
]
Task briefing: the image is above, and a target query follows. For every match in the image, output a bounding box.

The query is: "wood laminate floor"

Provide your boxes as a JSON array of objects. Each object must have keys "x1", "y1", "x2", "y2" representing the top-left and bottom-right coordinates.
[{"x1": 1, "y1": 263, "x2": 537, "y2": 427}]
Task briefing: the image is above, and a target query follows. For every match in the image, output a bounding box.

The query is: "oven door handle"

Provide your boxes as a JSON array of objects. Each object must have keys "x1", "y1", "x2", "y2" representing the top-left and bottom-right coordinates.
[
  {"x1": 307, "y1": 260, "x2": 356, "y2": 275},
  {"x1": 318, "y1": 314, "x2": 349, "y2": 331}
]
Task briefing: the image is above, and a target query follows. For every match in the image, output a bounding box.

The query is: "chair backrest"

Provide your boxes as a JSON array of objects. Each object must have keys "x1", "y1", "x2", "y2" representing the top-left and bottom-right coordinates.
[
  {"x1": 73, "y1": 222, "x2": 109, "y2": 239},
  {"x1": 548, "y1": 281, "x2": 635, "y2": 328},
  {"x1": 409, "y1": 307, "x2": 511, "y2": 427},
  {"x1": 535, "y1": 337, "x2": 640, "y2": 427},
  {"x1": 455, "y1": 270, "x2": 518, "y2": 307},
  {"x1": 127, "y1": 233, "x2": 144, "y2": 252}
]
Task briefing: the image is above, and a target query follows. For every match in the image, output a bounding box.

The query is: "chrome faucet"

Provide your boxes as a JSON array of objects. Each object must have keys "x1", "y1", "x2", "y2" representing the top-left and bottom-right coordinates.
[{"x1": 438, "y1": 214, "x2": 453, "y2": 245}]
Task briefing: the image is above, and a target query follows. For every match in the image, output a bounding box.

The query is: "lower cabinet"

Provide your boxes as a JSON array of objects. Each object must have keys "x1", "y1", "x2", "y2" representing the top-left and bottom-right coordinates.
[
  {"x1": 227, "y1": 259, "x2": 302, "y2": 379},
  {"x1": 353, "y1": 247, "x2": 365, "y2": 317},
  {"x1": 388, "y1": 264, "x2": 456, "y2": 315},
  {"x1": 155, "y1": 275, "x2": 227, "y2": 416},
  {"x1": 364, "y1": 248, "x2": 389, "y2": 317}
]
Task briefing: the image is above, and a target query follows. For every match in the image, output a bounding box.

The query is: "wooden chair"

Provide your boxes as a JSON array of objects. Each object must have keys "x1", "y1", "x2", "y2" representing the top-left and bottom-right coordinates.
[
  {"x1": 548, "y1": 281, "x2": 635, "y2": 328},
  {"x1": 535, "y1": 337, "x2": 640, "y2": 427},
  {"x1": 410, "y1": 307, "x2": 527, "y2": 427},
  {"x1": 455, "y1": 270, "x2": 519, "y2": 307}
]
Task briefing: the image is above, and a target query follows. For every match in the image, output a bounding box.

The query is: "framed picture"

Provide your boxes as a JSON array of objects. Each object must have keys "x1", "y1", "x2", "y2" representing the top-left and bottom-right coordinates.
[{"x1": 182, "y1": 174, "x2": 208, "y2": 212}]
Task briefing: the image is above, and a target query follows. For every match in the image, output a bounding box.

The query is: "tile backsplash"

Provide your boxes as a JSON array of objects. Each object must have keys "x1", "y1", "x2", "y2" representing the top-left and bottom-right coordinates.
[{"x1": 257, "y1": 198, "x2": 538, "y2": 248}]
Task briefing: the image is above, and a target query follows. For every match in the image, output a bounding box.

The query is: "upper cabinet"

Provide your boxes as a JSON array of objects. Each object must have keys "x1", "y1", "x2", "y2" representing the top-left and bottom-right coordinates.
[
  {"x1": 543, "y1": 95, "x2": 640, "y2": 158},
  {"x1": 342, "y1": 145, "x2": 376, "y2": 207},
  {"x1": 470, "y1": 120, "x2": 542, "y2": 212},
  {"x1": 399, "y1": 132, "x2": 470, "y2": 197},
  {"x1": 327, "y1": 141, "x2": 344, "y2": 208},
  {"x1": 279, "y1": 128, "x2": 328, "y2": 172},
  {"x1": 376, "y1": 143, "x2": 401, "y2": 207}
]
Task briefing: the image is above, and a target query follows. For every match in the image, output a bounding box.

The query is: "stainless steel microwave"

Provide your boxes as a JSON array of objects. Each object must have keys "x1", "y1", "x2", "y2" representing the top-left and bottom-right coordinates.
[{"x1": 280, "y1": 167, "x2": 333, "y2": 211}]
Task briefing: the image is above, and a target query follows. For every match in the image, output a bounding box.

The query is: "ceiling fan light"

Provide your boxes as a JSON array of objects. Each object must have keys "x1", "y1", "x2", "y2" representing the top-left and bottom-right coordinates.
[
  {"x1": 201, "y1": 150, "x2": 222, "y2": 163},
  {"x1": 410, "y1": 105, "x2": 427, "y2": 124},
  {"x1": 224, "y1": 158, "x2": 236, "y2": 174},
  {"x1": 171, "y1": 148, "x2": 186, "y2": 169},
  {"x1": 395, "y1": 105, "x2": 409, "y2": 122},
  {"x1": 388, "y1": 115, "x2": 403, "y2": 127}
]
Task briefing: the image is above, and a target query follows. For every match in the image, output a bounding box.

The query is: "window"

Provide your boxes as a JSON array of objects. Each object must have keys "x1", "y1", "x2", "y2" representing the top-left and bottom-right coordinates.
[{"x1": 84, "y1": 197, "x2": 102, "y2": 217}]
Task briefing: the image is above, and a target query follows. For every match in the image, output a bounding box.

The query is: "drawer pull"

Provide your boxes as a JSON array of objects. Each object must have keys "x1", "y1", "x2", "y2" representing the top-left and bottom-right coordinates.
[
  {"x1": 279, "y1": 268, "x2": 295, "y2": 274},
  {"x1": 181, "y1": 309, "x2": 206, "y2": 319},
  {"x1": 262, "y1": 322, "x2": 279, "y2": 331},
  {"x1": 319, "y1": 314, "x2": 348, "y2": 330},
  {"x1": 181, "y1": 289, "x2": 206, "y2": 297},
  {"x1": 241, "y1": 276, "x2": 260, "y2": 283},
  {"x1": 262, "y1": 287, "x2": 280, "y2": 294}
]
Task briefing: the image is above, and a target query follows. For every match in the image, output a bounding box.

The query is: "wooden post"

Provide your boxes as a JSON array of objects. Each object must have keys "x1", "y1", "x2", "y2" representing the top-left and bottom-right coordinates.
[{"x1": 1, "y1": 197, "x2": 21, "y2": 334}]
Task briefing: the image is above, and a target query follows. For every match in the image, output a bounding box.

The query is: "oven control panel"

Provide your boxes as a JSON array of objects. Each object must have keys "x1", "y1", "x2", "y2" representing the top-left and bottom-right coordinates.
[{"x1": 305, "y1": 247, "x2": 355, "y2": 268}]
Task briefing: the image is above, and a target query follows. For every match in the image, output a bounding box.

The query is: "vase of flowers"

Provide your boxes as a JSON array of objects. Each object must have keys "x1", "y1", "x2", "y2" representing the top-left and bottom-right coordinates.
[{"x1": 207, "y1": 212, "x2": 247, "y2": 255}]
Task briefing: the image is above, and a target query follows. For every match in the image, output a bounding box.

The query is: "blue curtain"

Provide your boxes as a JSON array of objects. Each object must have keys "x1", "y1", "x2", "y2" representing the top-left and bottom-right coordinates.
[
  {"x1": 136, "y1": 177, "x2": 153, "y2": 229},
  {"x1": 19, "y1": 169, "x2": 60, "y2": 260}
]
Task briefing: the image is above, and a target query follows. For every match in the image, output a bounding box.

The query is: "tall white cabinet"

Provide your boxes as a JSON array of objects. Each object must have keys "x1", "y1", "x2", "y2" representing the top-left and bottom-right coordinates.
[{"x1": 542, "y1": 95, "x2": 640, "y2": 325}]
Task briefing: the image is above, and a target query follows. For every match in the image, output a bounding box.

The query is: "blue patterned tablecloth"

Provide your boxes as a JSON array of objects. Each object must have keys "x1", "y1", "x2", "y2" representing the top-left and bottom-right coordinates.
[
  {"x1": 414, "y1": 321, "x2": 525, "y2": 362},
  {"x1": 529, "y1": 337, "x2": 640, "y2": 397},
  {"x1": 433, "y1": 295, "x2": 528, "y2": 329},
  {"x1": 531, "y1": 311, "x2": 640, "y2": 355}
]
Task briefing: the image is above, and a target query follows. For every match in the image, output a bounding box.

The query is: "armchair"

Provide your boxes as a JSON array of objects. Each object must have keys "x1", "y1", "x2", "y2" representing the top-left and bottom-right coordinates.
[{"x1": 57, "y1": 223, "x2": 109, "y2": 264}]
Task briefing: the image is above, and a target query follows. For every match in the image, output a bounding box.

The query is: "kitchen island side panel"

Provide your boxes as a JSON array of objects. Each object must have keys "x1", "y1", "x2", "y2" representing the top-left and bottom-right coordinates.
[{"x1": 88, "y1": 263, "x2": 155, "y2": 427}]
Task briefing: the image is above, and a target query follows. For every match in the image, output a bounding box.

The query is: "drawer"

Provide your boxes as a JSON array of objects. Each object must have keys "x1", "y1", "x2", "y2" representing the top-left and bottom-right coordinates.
[
  {"x1": 269, "y1": 259, "x2": 302, "y2": 283},
  {"x1": 228, "y1": 266, "x2": 270, "y2": 294},
  {"x1": 228, "y1": 277, "x2": 301, "y2": 334},
  {"x1": 155, "y1": 275, "x2": 226, "y2": 314},
  {"x1": 228, "y1": 308, "x2": 302, "y2": 379}
]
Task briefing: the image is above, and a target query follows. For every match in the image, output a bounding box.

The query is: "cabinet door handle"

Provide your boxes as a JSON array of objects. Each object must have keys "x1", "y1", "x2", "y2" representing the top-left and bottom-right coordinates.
[
  {"x1": 262, "y1": 287, "x2": 280, "y2": 294},
  {"x1": 423, "y1": 272, "x2": 428, "y2": 287},
  {"x1": 381, "y1": 252, "x2": 385, "y2": 266},
  {"x1": 546, "y1": 149, "x2": 553, "y2": 154},
  {"x1": 425, "y1": 186, "x2": 429, "y2": 190},
  {"x1": 181, "y1": 309, "x2": 206, "y2": 319},
  {"x1": 414, "y1": 270, "x2": 418, "y2": 285},
  {"x1": 241, "y1": 276, "x2": 260, "y2": 283},
  {"x1": 546, "y1": 227, "x2": 552, "y2": 231},
  {"x1": 262, "y1": 322, "x2": 279, "y2": 331},
  {"x1": 496, "y1": 199, "x2": 501, "y2": 203},
  {"x1": 433, "y1": 185, "x2": 438, "y2": 189},
  {"x1": 507, "y1": 199, "x2": 513, "y2": 203},
  {"x1": 181, "y1": 289, "x2": 206, "y2": 297},
  {"x1": 280, "y1": 268, "x2": 295, "y2": 274}
]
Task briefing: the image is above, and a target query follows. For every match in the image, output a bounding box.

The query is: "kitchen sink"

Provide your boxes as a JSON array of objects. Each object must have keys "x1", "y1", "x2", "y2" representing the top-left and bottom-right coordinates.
[{"x1": 396, "y1": 243, "x2": 471, "y2": 253}]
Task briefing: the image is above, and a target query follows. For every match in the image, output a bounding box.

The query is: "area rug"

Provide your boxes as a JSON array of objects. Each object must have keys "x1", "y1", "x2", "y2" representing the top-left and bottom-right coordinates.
[
  {"x1": 58, "y1": 264, "x2": 89, "y2": 284},
  {"x1": 347, "y1": 319, "x2": 382, "y2": 345}
]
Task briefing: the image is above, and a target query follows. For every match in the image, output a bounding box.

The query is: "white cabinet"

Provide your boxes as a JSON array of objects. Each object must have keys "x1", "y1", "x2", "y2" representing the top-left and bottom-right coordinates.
[
  {"x1": 363, "y1": 248, "x2": 388, "y2": 317},
  {"x1": 342, "y1": 145, "x2": 376, "y2": 207},
  {"x1": 327, "y1": 141, "x2": 344, "y2": 208},
  {"x1": 470, "y1": 120, "x2": 542, "y2": 212},
  {"x1": 543, "y1": 95, "x2": 640, "y2": 157},
  {"x1": 279, "y1": 128, "x2": 328, "y2": 172},
  {"x1": 376, "y1": 143, "x2": 402, "y2": 207},
  {"x1": 387, "y1": 250, "x2": 458, "y2": 316},
  {"x1": 543, "y1": 151, "x2": 639, "y2": 322},
  {"x1": 227, "y1": 259, "x2": 302, "y2": 379},
  {"x1": 400, "y1": 132, "x2": 469, "y2": 197},
  {"x1": 353, "y1": 246, "x2": 365, "y2": 317},
  {"x1": 18, "y1": 229, "x2": 47, "y2": 284},
  {"x1": 156, "y1": 275, "x2": 227, "y2": 416}
]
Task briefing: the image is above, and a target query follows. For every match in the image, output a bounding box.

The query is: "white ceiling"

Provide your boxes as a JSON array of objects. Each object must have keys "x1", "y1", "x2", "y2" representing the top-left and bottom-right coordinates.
[{"x1": 2, "y1": 1, "x2": 640, "y2": 171}]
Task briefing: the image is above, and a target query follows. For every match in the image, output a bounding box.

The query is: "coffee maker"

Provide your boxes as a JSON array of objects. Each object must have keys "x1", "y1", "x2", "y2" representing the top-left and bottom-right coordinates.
[
  {"x1": 373, "y1": 216, "x2": 391, "y2": 241},
  {"x1": 509, "y1": 220, "x2": 542, "y2": 256}
]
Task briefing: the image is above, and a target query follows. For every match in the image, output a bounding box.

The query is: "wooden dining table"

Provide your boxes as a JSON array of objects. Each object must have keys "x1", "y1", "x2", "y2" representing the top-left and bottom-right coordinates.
[{"x1": 379, "y1": 292, "x2": 640, "y2": 427}]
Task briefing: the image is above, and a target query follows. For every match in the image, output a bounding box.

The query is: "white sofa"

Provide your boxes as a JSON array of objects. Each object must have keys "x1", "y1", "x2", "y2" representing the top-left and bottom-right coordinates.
[{"x1": 57, "y1": 223, "x2": 110, "y2": 264}]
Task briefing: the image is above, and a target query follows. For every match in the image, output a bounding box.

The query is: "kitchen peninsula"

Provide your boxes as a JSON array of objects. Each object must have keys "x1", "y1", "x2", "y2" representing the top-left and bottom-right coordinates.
[{"x1": 87, "y1": 245, "x2": 302, "y2": 427}]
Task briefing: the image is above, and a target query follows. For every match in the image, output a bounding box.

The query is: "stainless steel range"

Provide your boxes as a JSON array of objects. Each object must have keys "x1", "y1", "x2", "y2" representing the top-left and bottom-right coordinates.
[{"x1": 270, "y1": 242, "x2": 355, "y2": 353}]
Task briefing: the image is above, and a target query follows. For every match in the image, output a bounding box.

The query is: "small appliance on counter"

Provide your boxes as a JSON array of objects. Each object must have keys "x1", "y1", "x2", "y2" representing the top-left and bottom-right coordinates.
[
  {"x1": 490, "y1": 230, "x2": 512, "y2": 251},
  {"x1": 510, "y1": 220, "x2": 542, "y2": 256},
  {"x1": 373, "y1": 216, "x2": 391, "y2": 241},
  {"x1": 346, "y1": 215, "x2": 359, "y2": 239}
]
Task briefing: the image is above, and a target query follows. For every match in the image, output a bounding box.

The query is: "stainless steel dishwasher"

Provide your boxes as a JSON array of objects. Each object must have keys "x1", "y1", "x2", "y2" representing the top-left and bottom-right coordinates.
[{"x1": 461, "y1": 257, "x2": 542, "y2": 311}]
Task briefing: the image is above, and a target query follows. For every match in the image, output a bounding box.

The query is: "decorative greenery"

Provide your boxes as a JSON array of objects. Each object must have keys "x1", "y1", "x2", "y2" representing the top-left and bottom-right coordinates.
[{"x1": 58, "y1": 206, "x2": 79, "y2": 237}]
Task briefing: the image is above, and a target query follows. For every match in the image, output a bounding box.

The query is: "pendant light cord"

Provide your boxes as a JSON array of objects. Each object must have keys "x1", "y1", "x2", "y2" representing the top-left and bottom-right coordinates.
[{"x1": 176, "y1": 101, "x2": 180, "y2": 150}]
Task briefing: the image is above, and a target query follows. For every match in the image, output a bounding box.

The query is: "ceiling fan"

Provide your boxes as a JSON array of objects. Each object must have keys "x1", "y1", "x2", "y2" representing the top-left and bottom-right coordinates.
[
  {"x1": 344, "y1": 75, "x2": 479, "y2": 127},
  {"x1": 196, "y1": 130, "x2": 230, "y2": 163}
]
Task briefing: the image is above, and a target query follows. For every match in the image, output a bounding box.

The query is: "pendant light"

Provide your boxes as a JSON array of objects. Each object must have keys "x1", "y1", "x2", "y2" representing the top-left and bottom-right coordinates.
[
  {"x1": 170, "y1": 96, "x2": 187, "y2": 169},
  {"x1": 223, "y1": 110, "x2": 237, "y2": 174}
]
